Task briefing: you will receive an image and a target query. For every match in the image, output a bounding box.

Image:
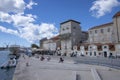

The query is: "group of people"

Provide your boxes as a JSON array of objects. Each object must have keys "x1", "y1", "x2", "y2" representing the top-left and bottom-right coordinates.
[
  {"x1": 40, "y1": 55, "x2": 64, "y2": 63},
  {"x1": 23, "y1": 53, "x2": 65, "y2": 67},
  {"x1": 40, "y1": 55, "x2": 51, "y2": 61}
]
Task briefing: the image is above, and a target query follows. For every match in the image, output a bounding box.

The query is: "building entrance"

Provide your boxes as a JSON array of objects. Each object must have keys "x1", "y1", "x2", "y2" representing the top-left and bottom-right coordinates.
[{"x1": 104, "y1": 51, "x2": 107, "y2": 57}]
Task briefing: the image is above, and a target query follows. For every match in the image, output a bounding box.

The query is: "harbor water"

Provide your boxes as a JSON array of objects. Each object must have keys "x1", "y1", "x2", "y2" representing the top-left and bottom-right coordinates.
[{"x1": 0, "y1": 50, "x2": 15, "y2": 80}]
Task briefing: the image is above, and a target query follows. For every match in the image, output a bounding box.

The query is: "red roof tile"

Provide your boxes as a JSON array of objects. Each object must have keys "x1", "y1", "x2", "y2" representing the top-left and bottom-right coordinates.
[
  {"x1": 113, "y1": 11, "x2": 120, "y2": 18},
  {"x1": 50, "y1": 35, "x2": 60, "y2": 41}
]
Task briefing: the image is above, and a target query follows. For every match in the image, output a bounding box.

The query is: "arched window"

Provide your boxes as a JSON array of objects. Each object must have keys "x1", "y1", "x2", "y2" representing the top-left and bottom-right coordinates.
[{"x1": 104, "y1": 46, "x2": 107, "y2": 48}]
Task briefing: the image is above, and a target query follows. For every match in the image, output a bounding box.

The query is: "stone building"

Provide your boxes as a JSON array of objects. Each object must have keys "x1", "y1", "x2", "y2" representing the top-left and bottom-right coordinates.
[
  {"x1": 60, "y1": 20, "x2": 82, "y2": 55},
  {"x1": 39, "y1": 38, "x2": 47, "y2": 49},
  {"x1": 40, "y1": 35, "x2": 60, "y2": 51},
  {"x1": 113, "y1": 11, "x2": 120, "y2": 43},
  {"x1": 79, "y1": 43, "x2": 115, "y2": 57},
  {"x1": 39, "y1": 20, "x2": 88, "y2": 56},
  {"x1": 39, "y1": 11, "x2": 120, "y2": 57},
  {"x1": 79, "y1": 11, "x2": 120, "y2": 58},
  {"x1": 88, "y1": 22, "x2": 114, "y2": 44},
  {"x1": 81, "y1": 31, "x2": 88, "y2": 43}
]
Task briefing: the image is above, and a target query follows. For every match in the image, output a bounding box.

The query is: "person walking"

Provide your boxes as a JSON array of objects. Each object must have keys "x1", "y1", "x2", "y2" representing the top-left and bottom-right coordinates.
[
  {"x1": 40, "y1": 55, "x2": 45, "y2": 61},
  {"x1": 59, "y1": 57, "x2": 64, "y2": 63},
  {"x1": 47, "y1": 56, "x2": 51, "y2": 61}
]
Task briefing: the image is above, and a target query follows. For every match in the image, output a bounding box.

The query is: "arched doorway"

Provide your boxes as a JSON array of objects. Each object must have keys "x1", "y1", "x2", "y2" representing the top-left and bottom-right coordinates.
[
  {"x1": 104, "y1": 51, "x2": 107, "y2": 57},
  {"x1": 109, "y1": 53, "x2": 113, "y2": 58},
  {"x1": 110, "y1": 53, "x2": 113, "y2": 56}
]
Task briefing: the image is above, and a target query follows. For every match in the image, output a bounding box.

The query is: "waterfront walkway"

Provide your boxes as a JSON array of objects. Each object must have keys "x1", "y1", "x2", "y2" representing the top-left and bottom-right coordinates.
[{"x1": 13, "y1": 54, "x2": 120, "y2": 80}]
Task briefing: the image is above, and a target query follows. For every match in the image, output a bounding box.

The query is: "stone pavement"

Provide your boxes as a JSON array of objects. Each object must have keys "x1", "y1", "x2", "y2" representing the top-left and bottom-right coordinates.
[{"x1": 13, "y1": 55, "x2": 120, "y2": 80}]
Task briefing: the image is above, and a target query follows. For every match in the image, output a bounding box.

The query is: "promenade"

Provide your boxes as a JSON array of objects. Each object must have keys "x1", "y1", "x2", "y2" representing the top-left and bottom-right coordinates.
[{"x1": 13, "y1": 54, "x2": 120, "y2": 80}]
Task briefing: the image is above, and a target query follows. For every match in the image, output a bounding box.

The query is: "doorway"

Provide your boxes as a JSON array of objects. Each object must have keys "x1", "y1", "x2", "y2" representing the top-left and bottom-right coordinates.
[{"x1": 104, "y1": 51, "x2": 107, "y2": 57}]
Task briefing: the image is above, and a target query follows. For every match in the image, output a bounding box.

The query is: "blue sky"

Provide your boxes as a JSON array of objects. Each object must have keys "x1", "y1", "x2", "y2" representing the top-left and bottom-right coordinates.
[{"x1": 0, "y1": 0, "x2": 120, "y2": 47}]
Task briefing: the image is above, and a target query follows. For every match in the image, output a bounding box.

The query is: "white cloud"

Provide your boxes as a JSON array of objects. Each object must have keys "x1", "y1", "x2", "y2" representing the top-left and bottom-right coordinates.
[
  {"x1": 0, "y1": 12, "x2": 12, "y2": 23},
  {"x1": 0, "y1": 26, "x2": 18, "y2": 35},
  {"x1": 19, "y1": 23, "x2": 58, "y2": 43},
  {"x1": 0, "y1": 0, "x2": 59, "y2": 43},
  {"x1": 26, "y1": 0, "x2": 37, "y2": 9},
  {"x1": 90, "y1": 0, "x2": 120, "y2": 18},
  {"x1": 39, "y1": 23, "x2": 58, "y2": 39},
  {"x1": 11, "y1": 13, "x2": 36, "y2": 26},
  {"x1": 0, "y1": 0, "x2": 25, "y2": 13}
]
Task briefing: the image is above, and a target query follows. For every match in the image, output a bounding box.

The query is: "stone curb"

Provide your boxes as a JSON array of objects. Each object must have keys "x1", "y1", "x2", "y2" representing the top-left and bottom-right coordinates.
[{"x1": 91, "y1": 68, "x2": 101, "y2": 80}]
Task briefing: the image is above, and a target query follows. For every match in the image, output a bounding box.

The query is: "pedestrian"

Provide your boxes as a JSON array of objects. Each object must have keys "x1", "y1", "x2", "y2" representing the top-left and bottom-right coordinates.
[
  {"x1": 40, "y1": 55, "x2": 45, "y2": 61},
  {"x1": 26, "y1": 56, "x2": 29, "y2": 67},
  {"x1": 26, "y1": 62, "x2": 29, "y2": 66},
  {"x1": 47, "y1": 56, "x2": 51, "y2": 61},
  {"x1": 23, "y1": 54, "x2": 25, "y2": 59},
  {"x1": 59, "y1": 57, "x2": 64, "y2": 63}
]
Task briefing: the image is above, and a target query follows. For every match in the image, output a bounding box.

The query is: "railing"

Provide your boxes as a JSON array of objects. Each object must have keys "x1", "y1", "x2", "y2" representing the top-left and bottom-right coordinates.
[{"x1": 73, "y1": 57, "x2": 120, "y2": 69}]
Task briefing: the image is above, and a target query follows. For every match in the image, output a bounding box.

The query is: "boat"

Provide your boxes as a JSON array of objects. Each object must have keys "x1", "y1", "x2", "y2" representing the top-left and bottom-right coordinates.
[{"x1": 0, "y1": 58, "x2": 17, "y2": 69}]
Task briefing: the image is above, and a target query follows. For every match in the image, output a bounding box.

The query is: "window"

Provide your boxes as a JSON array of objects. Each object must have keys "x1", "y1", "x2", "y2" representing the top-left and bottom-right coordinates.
[
  {"x1": 90, "y1": 52, "x2": 92, "y2": 56},
  {"x1": 94, "y1": 52, "x2": 96, "y2": 56},
  {"x1": 95, "y1": 30, "x2": 97, "y2": 33},
  {"x1": 73, "y1": 26, "x2": 76, "y2": 29},
  {"x1": 108, "y1": 28, "x2": 110, "y2": 32},
  {"x1": 90, "y1": 31, "x2": 92, "y2": 34},
  {"x1": 66, "y1": 27, "x2": 69, "y2": 29},
  {"x1": 79, "y1": 41, "x2": 82, "y2": 43},
  {"x1": 99, "y1": 53, "x2": 101, "y2": 55},
  {"x1": 62, "y1": 28, "x2": 65, "y2": 31},
  {"x1": 104, "y1": 46, "x2": 107, "y2": 48},
  {"x1": 101, "y1": 29, "x2": 104, "y2": 33},
  {"x1": 90, "y1": 46, "x2": 92, "y2": 49}
]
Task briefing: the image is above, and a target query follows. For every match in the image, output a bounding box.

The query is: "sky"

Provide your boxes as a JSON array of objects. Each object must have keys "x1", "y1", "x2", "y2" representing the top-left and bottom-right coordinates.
[{"x1": 0, "y1": 0, "x2": 120, "y2": 47}]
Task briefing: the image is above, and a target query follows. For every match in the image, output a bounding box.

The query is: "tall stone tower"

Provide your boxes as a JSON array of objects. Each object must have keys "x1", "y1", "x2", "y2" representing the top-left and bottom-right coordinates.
[
  {"x1": 60, "y1": 20, "x2": 81, "y2": 55},
  {"x1": 113, "y1": 11, "x2": 120, "y2": 43}
]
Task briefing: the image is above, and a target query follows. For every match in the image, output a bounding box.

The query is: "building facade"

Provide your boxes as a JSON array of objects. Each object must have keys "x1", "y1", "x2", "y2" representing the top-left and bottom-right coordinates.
[
  {"x1": 88, "y1": 22, "x2": 114, "y2": 44},
  {"x1": 60, "y1": 20, "x2": 82, "y2": 55},
  {"x1": 113, "y1": 11, "x2": 120, "y2": 43},
  {"x1": 40, "y1": 11, "x2": 120, "y2": 57},
  {"x1": 40, "y1": 36, "x2": 60, "y2": 51},
  {"x1": 80, "y1": 11, "x2": 120, "y2": 58}
]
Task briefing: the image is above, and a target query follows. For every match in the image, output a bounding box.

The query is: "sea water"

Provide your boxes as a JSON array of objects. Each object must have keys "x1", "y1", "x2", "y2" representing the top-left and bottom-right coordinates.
[
  {"x1": 0, "y1": 50, "x2": 15, "y2": 80},
  {"x1": 0, "y1": 50, "x2": 10, "y2": 65}
]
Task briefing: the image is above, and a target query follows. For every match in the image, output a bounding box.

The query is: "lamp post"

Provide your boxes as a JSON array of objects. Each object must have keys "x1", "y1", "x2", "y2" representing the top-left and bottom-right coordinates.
[{"x1": 49, "y1": 39, "x2": 50, "y2": 55}]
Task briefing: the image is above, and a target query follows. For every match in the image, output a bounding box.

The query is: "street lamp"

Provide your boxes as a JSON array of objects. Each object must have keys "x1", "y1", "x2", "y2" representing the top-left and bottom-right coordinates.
[{"x1": 49, "y1": 39, "x2": 50, "y2": 55}]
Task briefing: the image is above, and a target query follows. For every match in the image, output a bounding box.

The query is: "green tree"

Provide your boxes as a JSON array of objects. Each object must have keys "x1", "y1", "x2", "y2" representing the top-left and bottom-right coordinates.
[
  {"x1": 31, "y1": 44, "x2": 39, "y2": 49},
  {"x1": 9, "y1": 46, "x2": 20, "y2": 55}
]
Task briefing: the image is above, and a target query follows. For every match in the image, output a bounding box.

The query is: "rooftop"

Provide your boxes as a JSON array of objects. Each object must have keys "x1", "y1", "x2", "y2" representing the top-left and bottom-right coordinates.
[
  {"x1": 50, "y1": 35, "x2": 60, "y2": 41},
  {"x1": 113, "y1": 11, "x2": 120, "y2": 18},
  {"x1": 60, "y1": 19, "x2": 80, "y2": 25},
  {"x1": 89, "y1": 22, "x2": 113, "y2": 30}
]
